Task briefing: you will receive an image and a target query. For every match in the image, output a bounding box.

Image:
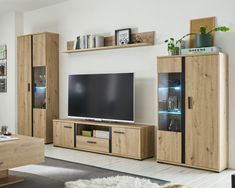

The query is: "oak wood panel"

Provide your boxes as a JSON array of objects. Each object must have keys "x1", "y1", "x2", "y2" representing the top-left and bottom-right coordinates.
[
  {"x1": 218, "y1": 53, "x2": 228, "y2": 171},
  {"x1": 17, "y1": 35, "x2": 32, "y2": 136},
  {"x1": 33, "y1": 109, "x2": 46, "y2": 142},
  {"x1": 0, "y1": 135, "x2": 44, "y2": 171},
  {"x1": 53, "y1": 121, "x2": 74, "y2": 148},
  {"x1": 190, "y1": 17, "x2": 215, "y2": 48},
  {"x1": 63, "y1": 43, "x2": 153, "y2": 53},
  {"x1": 141, "y1": 126, "x2": 154, "y2": 159},
  {"x1": 45, "y1": 33, "x2": 59, "y2": 143},
  {"x1": 53, "y1": 119, "x2": 154, "y2": 159},
  {"x1": 157, "y1": 57, "x2": 182, "y2": 73},
  {"x1": 33, "y1": 33, "x2": 46, "y2": 66},
  {"x1": 53, "y1": 119, "x2": 152, "y2": 129},
  {"x1": 185, "y1": 54, "x2": 219, "y2": 169},
  {"x1": 104, "y1": 31, "x2": 155, "y2": 46},
  {"x1": 157, "y1": 130, "x2": 182, "y2": 163},
  {"x1": 112, "y1": 127, "x2": 141, "y2": 158},
  {"x1": 76, "y1": 136, "x2": 109, "y2": 153},
  {"x1": 0, "y1": 171, "x2": 7, "y2": 179}
]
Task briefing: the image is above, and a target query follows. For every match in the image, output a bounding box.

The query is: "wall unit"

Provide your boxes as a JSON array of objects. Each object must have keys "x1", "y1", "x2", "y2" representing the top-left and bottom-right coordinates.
[
  {"x1": 53, "y1": 119, "x2": 154, "y2": 160},
  {"x1": 156, "y1": 53, "x2": 228, "y2": 172},
  {"x1": 17, "y1": 32, "x2": 59, "y2": 143}
]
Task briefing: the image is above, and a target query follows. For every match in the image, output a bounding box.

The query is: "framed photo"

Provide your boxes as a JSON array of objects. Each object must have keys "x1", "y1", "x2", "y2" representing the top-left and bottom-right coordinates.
[{"x1": 115, "y1": 28, "x2": 131, "y2": 45}]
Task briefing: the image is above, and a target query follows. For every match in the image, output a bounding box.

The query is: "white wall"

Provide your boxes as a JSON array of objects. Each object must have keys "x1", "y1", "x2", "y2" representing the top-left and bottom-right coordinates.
[
  {"x1": 0, "y1": 12, "x2": 23, "y2": 133},
  {"x1": 22, "y1": 0, "x2": 235, "y2": 168}
]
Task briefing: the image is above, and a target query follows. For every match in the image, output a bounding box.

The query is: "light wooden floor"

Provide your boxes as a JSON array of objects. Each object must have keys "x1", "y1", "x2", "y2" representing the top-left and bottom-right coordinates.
[{"x1": 44, "y1": 145, "x2": 234, "y2": 188}]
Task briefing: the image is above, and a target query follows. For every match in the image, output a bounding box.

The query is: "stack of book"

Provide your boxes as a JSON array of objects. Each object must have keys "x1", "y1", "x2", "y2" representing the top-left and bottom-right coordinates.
[
  {"x1": 76, "y1": 34, "x2": 104, "y2": 49},
  {"x1": 93, "y1": 130, "x2": 109, "y2": 139},
  {"x1": 180, "y1": 46, "x2": 221, "y2": 55}
]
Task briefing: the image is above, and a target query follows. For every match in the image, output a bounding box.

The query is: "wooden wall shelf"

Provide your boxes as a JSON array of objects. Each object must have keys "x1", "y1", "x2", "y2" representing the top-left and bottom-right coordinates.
[
  {"x1": 63, "y1": 42, "x2": 153, "y2": 53},
  {"x1": 63, "y1": 31, "x2": 155, "y2": 54}
]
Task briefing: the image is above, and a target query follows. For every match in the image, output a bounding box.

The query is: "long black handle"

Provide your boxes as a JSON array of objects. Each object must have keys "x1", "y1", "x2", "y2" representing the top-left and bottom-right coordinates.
[
  {"x1": 87, "y1": 141, "x2": 97, "y2": 144},
  {"x1": 28, "y1": 83, "x2": 30, "y2": 92},
  {"x1": 113, "y1": 131, "x2": 125, "y2": 134},
  {"x1": 188, "y1": 97, "x2": 192, "y2": 109},
  {"x1": 64, "y1": 126, "x2": 72, "y2": 129}
]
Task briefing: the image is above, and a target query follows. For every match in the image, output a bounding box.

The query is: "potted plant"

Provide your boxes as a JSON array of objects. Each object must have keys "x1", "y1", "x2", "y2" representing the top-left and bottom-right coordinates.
[
  {"x1": 195, "y1": 26, "x2": 230, "y2": 48},
  {"x1": 164, "y1": 38, "x2": 180, "y2": 55},
  {"x1": 165, "y1": 33, "x2": 195, "y2": 55}
]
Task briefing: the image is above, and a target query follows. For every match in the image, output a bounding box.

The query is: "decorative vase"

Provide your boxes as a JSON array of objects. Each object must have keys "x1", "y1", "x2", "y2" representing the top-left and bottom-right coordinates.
[{"x1": 195, "y1": 34, "x2": 213, "y2": 48}]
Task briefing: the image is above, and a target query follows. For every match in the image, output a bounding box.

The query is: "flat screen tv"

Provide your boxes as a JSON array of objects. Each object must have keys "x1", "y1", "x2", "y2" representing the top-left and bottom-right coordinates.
[{"x1": 68, "y1": 73, "x2": 134, "y2": 123}]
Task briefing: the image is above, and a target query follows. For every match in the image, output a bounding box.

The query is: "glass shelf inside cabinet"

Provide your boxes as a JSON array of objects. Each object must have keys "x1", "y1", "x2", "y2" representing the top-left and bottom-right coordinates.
[
  {"x1": 158, "y1": 73, "x2": 182, "y2": 132},
  {"x1": 33, "y1": 66, "x2": 46, "y2": 109}
]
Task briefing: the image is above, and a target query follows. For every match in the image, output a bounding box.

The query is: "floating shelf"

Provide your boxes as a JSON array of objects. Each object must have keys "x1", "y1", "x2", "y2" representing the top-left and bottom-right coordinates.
[
  {"x1": 63, "y1": 31, "x2": 155, "y2": 54},
  {"x1": 63, "y1": 43, "x2": 153, "y2": 53}
]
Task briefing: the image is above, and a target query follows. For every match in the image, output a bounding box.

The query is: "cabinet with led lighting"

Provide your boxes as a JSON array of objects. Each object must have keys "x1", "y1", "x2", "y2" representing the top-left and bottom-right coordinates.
[
  {"x1": 156, "y1": 53, "x2": 228, "y2": 172},
  {"x1": 17, "y1": 32, "x2": 59, "y2": 143}
]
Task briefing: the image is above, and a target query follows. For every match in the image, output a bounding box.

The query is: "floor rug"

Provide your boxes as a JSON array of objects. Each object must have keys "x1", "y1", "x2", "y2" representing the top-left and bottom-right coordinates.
[{"x1": 6, "y1": 157, "x2": 167, "y2": 188}]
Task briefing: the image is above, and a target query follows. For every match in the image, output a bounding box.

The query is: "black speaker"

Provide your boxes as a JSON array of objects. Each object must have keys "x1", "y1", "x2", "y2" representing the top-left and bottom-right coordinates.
[{"x1": 232, "y1": 174, "x2": 235, "y2": 188}]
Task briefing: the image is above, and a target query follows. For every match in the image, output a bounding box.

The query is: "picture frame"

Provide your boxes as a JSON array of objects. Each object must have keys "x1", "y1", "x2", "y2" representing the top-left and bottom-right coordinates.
[{"x1": 115, "y1": 28, "x2": 131, "y2": 45}]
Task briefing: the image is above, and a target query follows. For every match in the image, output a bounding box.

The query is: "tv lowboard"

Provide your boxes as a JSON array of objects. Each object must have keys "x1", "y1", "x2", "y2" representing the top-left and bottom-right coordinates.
[{"x1": 53, "y1": 119, "x2": 154, "y2": 160}]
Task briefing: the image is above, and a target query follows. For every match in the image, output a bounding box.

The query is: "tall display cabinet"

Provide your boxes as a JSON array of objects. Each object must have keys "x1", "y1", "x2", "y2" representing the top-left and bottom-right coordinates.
[
  {"x1": 156, "y1": 53, "x2": 228, "y2": 172},
  {"x1": 17, "y1": 32, "x2": 59, "y2": 143}
]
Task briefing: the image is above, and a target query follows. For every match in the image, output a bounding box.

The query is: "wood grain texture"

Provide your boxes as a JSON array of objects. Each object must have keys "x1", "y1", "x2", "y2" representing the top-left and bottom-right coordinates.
[
  {"x1": 17, "y1": 32, "x2": 59, "y2": 143},
  {"x1": 190, "y1": 17, "x2": 215, "y2": 48},
  {"x1": 157, "y1": 57, "x2": 182, "y2": 73},
  {"x1": 45, "y1": 33, "x2": 59, "y2": 143},
  {"x1": 33, "y1": 109, "x2": 46, "y2": 142},
  {"x1": 53, "y1": 119, "x2": 154, "y2": 160},
  {"x1": 157, "y1": 130, "x2": 182, "y2": 163},
  {"x1": 185, "y1": 54, "x2": 219, "y2": 169},
  {"x1": 0, "y1": 171, "x2": 7, "y2": 179},
  {"x1": 76, "y1": 136, "x2": 109, "y2": 153},
  {"x1": 0, "y1": 135, "x2": 44, "y2": 171},
  {"x1": 17, "y1": 35, "x2": 32, "y2": 136},
  {"x1": 0, "y1": 175, "x2": 24, "y2": 187},
  {"x1": 53, "y1": 119, "x2": 152, "y2": 129},
  {"x1": 218, "y1": 53, "x2": 228, "y2": 171},
  {"x1": 33, "y1": 33, "x2": 46, "y2": 66},
  {"x1": 112, "y1": 127, "x2": 141, "y2": 158},
  {"x1": 141, "y1": 126, "x2": 154, "y2": 159},
  {"x1": 63, "y1": 42, "x2": 153, "y2": 53},
  {"x1": 53, "y1": 121, "x2": 74, "y2": 148},
  {"x1": 104, "y1": 31, "x2": 155, "y2": 46}
]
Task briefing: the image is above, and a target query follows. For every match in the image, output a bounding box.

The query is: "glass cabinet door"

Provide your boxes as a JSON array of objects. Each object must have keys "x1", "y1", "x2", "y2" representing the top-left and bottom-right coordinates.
[
  {"x1": 158, "y1": 73, "x2": 182, "y2": 132},
  {"x1": 33, "y1": 66, "x2": 46, "y2": 109}
]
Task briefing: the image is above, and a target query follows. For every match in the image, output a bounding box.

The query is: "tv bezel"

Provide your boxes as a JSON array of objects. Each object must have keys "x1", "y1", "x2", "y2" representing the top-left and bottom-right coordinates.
[{"x1": 68, "y1": 72, "x2": 135, "y2": 123}]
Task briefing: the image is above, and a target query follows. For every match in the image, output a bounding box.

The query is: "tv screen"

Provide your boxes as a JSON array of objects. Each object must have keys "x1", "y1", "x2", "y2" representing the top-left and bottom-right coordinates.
[{"x1": 68, "y1": 73, "x2": 134, "y2": 122}]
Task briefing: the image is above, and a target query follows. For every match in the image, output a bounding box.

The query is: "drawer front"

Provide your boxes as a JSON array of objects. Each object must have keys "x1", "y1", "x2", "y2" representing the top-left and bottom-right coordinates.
[
  {"x1": 157, "y1": 130, "x2": 182, "y2": 163},
  {"x1": 76, "y1": 136, "x2": 109, "y2": 153},
  {"x1": 112, "y1": 127, "x2": 141, "y2": 158}
]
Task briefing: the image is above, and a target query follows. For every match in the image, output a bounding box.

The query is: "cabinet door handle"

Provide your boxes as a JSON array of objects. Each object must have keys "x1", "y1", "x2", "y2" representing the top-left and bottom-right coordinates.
[
  {"x1": 28, "y1": 83, "x2": 30, "y2": 92},
  {"x1": 64, "y1": 126, "x2": 72, "y2": 129},
  {"x1": 113, "y1": 131, "x2": 125, "y2": 134},
  {"x1": 87, "y1": 141, "x2": 97, "y2": 144},
  {"x1": 188, "y1": 97, "x2": 192, "y2": 109}
]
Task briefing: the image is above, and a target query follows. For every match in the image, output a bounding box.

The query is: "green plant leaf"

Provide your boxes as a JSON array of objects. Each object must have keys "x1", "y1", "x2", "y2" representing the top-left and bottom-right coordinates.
[
  {"x1": 200, "y1": 26, "x2": 207, "y2": 34},
  {"x1": 164, "y1": 40, "x2": 168, "y2": 43},
  {"x1": 170, "y1": 38, "x2": 174, "y2": 41},
  {"x1": 214, "y1": 26, "x2": 230, "y2": 32}
]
